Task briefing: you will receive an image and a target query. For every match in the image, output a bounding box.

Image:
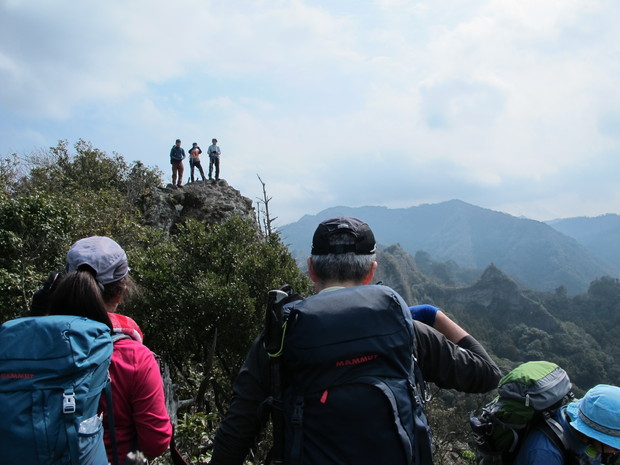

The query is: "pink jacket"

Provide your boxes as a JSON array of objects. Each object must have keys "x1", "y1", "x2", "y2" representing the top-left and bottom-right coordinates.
[{"x1": 100, "y1": 337, "x2": 172, "y2": 463}]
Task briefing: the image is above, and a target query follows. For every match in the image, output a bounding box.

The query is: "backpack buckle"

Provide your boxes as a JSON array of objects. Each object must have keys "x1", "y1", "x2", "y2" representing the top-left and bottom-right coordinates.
[{"x1": 63, "y1": 390, "x2": 76, "y2": 414}]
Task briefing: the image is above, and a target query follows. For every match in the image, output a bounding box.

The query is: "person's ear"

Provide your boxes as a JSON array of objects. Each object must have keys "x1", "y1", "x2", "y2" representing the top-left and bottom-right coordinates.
[
  {"x1": 307, "y1": 257, "x2": 319, "y2": 283},
  {"x1": 362, "y1": 261, "x2": 378, "y2": 285},
  {"x1": 111, "y1": 292, "x2": 123, "y2": 307}
]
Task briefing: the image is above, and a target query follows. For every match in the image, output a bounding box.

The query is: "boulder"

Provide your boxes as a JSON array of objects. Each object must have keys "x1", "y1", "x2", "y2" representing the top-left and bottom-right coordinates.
[{"x1": 142, "y1": 179, "x2": 256, "y2": 234}]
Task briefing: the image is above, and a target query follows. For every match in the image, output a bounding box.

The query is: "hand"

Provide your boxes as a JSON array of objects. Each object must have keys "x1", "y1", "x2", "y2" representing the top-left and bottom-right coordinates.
[{"x1": 409, "y1": 304, "x2": 440, "y2": 327}]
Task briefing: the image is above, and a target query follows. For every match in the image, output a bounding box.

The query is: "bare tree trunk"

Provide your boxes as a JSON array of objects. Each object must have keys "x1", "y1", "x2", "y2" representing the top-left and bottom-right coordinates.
[
  {"x1": 256, "y1": 174, "x2": 277, "y2": 237},
  {"x1": 196, "y1": 328, "x2": 218, "y2": 411}
]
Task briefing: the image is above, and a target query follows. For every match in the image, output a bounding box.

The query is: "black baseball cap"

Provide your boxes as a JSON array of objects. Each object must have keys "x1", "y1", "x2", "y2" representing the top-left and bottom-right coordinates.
[{"x1": 311, "y1": 217, "x2": 377, "y2": 255}]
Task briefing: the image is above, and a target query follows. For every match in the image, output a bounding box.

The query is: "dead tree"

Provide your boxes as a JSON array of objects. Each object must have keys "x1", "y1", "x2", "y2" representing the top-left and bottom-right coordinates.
[{"x1": 256, "y1": 174, "x2": 277, "y2": 237}]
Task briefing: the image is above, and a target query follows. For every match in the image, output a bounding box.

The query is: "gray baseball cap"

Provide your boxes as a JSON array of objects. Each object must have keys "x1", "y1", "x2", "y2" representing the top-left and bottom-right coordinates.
[{"x1": 66, "y1": 236, "x2": 129, "y2": 285}]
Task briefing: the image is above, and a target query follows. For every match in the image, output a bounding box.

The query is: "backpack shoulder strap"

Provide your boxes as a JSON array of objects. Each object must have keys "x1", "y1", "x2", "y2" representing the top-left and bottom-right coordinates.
[
  {"x1": 107, "y1": 333, "x2": 131, "y2": 465},
  {"x1": 111, "y1": 333, "x2": 132, "y2": 344},
  {"x1": 264, "y1": 285, "x2": 303, "y2": 465},
  {"x1": 537, "y1": 413, "x2": 572, "y2": 462}
]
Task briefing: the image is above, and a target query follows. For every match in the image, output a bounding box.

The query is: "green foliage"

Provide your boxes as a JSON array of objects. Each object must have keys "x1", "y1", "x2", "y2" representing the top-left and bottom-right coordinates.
[
  {"x1": 173, "y1": 411, "x2": 215, "y2": 464},
  {"x1": 127, "y1": 217, "x2": 312, "y2": 390},
  {"x1": 18, "y1": 139, "x2": 162, "y2": 209},
  {"x1": 0, "y1": 191, "x2": 76, "y2": 318},
  {"x1": 0, "y1": 140, "x2": 163, "y2": 320},
  {"x1": 0, "y1": 153, "x2": 20, "y2": 195}
]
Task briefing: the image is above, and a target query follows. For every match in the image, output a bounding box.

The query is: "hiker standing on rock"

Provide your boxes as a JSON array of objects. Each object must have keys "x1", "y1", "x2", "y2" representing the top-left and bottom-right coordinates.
[
  {"x1": 170, "y1": 138, "x2": 185, "y2": 188},
  {"x1": 208, "y1": 138, "x2": 221, "y2": 181},
  {"x1": 209, "y1": 216, "x2": 501, "y2": 465},
  {"x1": 515, "y1": 384, "x2": 620, "y2": 465},
  {"x1": 189, "y1": 142, "x2": 206, "y2": 182}
]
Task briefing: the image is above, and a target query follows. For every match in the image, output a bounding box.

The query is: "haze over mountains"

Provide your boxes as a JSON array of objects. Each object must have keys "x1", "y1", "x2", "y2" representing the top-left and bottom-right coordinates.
[
  {"x1": 280, "y1": 200, "x2": 620, "y2": 294},
  {"x1": 547, "y1": 214, "x2": 620, "y2": 273}
]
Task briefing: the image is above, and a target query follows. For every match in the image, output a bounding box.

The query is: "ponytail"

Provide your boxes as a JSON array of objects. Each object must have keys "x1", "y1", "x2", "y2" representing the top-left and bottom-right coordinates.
[{"x1": 49, "y1": 269, "x2": 113, "y2": 330}]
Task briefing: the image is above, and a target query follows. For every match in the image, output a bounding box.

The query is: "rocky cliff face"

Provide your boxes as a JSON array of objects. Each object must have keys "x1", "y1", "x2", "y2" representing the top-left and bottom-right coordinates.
[
  {"x1": 375, "y1": 244, "x2": 426, "y2": 303},
  {"x1": 142, "y1": 180, "x2": 256, "y2": 233},
  {"x1": 429, "y1": 264, "x2": 562, "y2": 334}
]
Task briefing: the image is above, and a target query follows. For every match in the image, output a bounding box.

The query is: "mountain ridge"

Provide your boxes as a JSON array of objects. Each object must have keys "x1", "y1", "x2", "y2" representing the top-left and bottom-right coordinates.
[{"x1": 280, "y1": 200, "x2": 620, "y2": 294}]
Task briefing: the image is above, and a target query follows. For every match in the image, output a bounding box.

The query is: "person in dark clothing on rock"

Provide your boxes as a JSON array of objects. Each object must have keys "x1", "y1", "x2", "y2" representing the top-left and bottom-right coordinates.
[
  {"x1": 169, "y1": 139, "x2": 185, "y2": 188},
  {"x1": 210, "y1": 217, "x2": 502, "y2": 465}
]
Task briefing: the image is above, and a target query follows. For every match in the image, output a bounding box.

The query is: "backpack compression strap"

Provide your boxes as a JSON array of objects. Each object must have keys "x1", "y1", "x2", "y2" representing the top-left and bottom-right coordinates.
[
  {"x1": 105, "y1": 378, "x2": 122, "y2": 465},
  {"x1": 62, "y1": 388, "x2": 81, "y2": 465}
]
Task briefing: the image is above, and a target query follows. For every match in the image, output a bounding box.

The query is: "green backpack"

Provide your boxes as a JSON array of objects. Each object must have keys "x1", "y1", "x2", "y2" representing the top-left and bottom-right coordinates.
[{"x1": 470, "y1": 361, "x2": 574, "y2": 465}]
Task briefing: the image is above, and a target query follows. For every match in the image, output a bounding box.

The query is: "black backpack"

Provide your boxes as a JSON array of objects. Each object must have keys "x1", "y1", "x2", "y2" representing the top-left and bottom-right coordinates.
[{"x1": 270, "y1": 285, "x2": 432, "y2": 465}]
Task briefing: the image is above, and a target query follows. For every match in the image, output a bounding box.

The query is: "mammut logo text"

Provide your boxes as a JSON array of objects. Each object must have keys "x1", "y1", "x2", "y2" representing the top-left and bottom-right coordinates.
[
  {"x1": 0, "y1": 373, "x2": 34, "y2": 379},
  {"x1": 335, "y1": 354, "x2": 379, "y2": 367}
]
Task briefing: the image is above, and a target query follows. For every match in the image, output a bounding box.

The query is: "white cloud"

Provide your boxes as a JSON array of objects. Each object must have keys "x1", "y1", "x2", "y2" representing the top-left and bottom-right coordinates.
[{"x1": 1, "y1": 0, "x2": 619, "y2": 224}]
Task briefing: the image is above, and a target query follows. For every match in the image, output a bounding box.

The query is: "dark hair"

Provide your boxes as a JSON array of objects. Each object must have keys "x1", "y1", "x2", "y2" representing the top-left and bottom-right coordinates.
[
  {"x1": 102, "y1": 275, "x2": 137, "y2": 304},
  {"x1": 49, "y1": 269, "x2": 113, "y2": 330}
]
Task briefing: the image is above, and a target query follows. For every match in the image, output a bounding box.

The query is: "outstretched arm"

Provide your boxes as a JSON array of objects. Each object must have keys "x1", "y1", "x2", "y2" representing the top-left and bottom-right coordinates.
[
  {"x1": 433, "y1": 310, "x2": 469, "y2": 344},
  {"x1": 413, "y1": 314, "x2": 501, "y2": 393},
  {"x1": 410, "y1": 304, "x2": 468, "y2": 344}
]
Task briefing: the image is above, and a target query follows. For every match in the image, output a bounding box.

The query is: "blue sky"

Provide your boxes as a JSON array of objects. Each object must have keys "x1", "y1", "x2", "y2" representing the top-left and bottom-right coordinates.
[{"x1": 1, "y1": 0, "x2": 619, "y2": 225}]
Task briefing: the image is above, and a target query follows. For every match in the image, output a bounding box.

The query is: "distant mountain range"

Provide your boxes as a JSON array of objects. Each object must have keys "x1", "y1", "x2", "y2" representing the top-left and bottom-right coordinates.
[
  {"x1": 547, "y1": 214, "x2": 620, "y2": 272},
  {"x1": 280, "y1": 200, "x2": 620, "y2": 294}
]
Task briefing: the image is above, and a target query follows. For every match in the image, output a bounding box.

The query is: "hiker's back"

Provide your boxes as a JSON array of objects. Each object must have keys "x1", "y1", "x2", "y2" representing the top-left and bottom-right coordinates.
[
  {"x1": 470, "y1": 361, "x2": 573, "y2": 465},
  {"x1": 281, "y1": 285, "x2": 432, "y2": 465},
  {"x1": 100, "y1": 336, "x2": 172, "y2": 462},
  {"x1": 0, "y1": 315, "x2": 112, "y2": 465}
]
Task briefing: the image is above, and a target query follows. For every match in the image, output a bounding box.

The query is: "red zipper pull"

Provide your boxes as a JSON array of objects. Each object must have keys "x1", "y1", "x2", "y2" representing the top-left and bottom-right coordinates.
[{"x1": 320, "y1": 389, "x2": 329, "y2": 404}]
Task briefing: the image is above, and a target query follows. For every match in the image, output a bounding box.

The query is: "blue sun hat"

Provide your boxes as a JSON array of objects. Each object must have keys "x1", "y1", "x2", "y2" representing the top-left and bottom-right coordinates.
[{"x1": 566, "y1": 384, "x2": 620, "y2": 450}]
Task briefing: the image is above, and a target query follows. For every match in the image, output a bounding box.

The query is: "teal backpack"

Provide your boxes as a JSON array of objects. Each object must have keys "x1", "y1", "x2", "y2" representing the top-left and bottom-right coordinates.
[
  {"x1": 0, "y1": 315, "x2": 113, "y2": 465},
  {"x1": 470, "y1": 361, "x2": 574, "y2": 465}
]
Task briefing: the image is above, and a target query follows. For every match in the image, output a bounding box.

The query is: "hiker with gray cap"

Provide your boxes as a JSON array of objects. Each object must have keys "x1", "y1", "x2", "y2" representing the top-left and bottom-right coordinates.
[
  {"x1": 210, "y1": 217, "x2": 501, "y2": 465},
  {"x1": 515, "y1": 384, "x2": 620, "y2": 465},
  {"x1": 50, "y1": 236, "x2": 172, "y2": 464}
]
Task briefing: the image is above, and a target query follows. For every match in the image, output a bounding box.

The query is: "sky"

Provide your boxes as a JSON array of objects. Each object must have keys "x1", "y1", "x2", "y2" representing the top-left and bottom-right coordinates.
[{"x1": 1, "y1": 0, "x2": 619, "y2": 226}]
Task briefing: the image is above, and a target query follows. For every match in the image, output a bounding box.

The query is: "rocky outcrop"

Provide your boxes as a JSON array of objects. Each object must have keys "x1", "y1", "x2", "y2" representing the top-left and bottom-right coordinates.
[
  {"x1": 438, "y1": 263, "x2": 562, "y2": 335},
  {"x1": 376, "y1": 244, "x2": 426, "y2": 303},
  {"x1": 142, "y1": 179, "x2": 256, "y2": 234}
]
